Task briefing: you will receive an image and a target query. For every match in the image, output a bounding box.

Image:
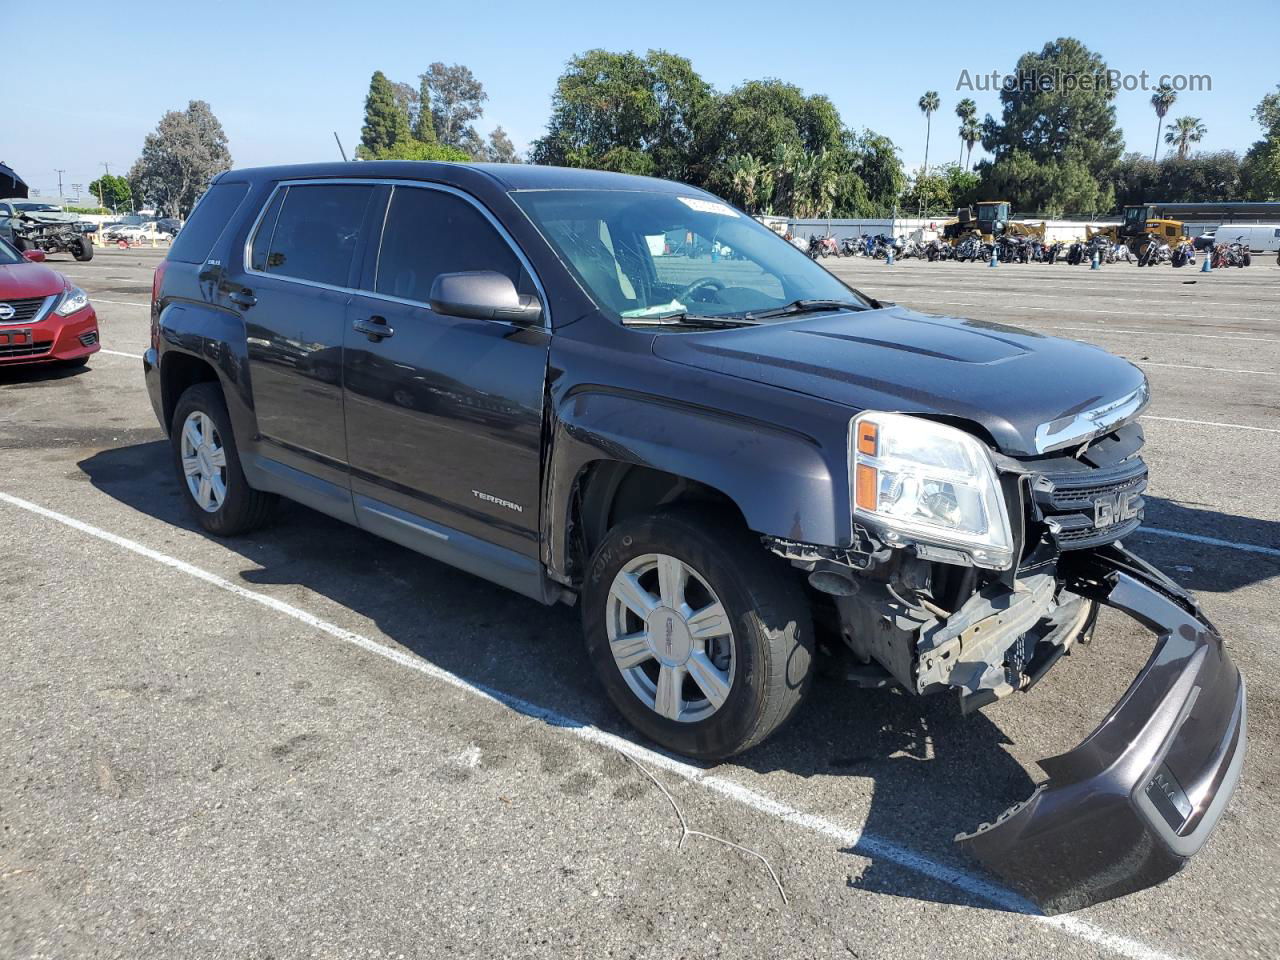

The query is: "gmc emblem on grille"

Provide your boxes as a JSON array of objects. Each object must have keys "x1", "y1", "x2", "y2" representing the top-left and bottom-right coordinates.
[{"x1": 1094, "y1": 490, "x2": 1141, "y2": 529}]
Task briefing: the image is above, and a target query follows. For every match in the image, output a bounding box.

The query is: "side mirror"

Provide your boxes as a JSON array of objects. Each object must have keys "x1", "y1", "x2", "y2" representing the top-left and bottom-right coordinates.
[
  {"x1": 22, "y1": 249, "x2": 46, "y2": 263},
  {"x1": 429, "y1": 270, "x2": 542, "y2": 325}
]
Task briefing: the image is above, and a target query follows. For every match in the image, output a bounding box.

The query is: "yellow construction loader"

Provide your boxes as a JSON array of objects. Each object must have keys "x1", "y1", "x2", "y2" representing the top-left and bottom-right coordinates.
[{"x1": 1087, "y1": 204, "x2": 1186, "y2": 255}]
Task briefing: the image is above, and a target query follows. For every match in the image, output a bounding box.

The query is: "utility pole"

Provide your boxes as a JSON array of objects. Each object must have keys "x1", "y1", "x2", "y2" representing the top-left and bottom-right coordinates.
[{"x1": 54, "y1": 168, "x2": 66, "y2": 202}]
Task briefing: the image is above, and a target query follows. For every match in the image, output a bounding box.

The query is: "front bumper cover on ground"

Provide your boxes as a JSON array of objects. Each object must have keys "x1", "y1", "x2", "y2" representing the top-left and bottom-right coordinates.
[{"x1": 956, "y1": 544, "x2": 1247, "y2": 914}]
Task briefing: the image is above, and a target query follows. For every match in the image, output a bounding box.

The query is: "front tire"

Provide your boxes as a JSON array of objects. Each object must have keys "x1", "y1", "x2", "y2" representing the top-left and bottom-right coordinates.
[
  {"x1": 171, "y1": 382, "x2": 277, "y2": 535},
  {"x1": 71, "y1": 238, "x2": 94, "y2": 261},
  {"x1": 583, "y1": 509, "x2": 814, "y2": 760}
]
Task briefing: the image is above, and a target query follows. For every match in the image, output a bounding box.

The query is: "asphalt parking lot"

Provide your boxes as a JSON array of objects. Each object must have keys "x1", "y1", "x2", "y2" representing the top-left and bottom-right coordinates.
[{"x1": 2, "y1": 246, "x2": 1277, "y2": 959}]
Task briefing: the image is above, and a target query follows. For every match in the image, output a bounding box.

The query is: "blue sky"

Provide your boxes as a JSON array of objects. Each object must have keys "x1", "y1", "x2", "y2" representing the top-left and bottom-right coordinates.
[{"x1": 9, "y1": 1, "x2": 1278, "y2": 199}]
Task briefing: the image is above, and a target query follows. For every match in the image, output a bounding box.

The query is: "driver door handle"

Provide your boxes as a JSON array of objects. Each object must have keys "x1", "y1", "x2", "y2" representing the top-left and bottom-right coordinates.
[
  {"x1": 227, "y1": 289, "x2": 257, "y2": 309},
  {"x1": 353, "y1": 316, "x2": 394, "y2": 340}
]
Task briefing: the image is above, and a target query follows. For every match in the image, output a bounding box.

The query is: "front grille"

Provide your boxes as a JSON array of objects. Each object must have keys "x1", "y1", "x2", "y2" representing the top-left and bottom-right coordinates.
[
  {"x1": 79, "y1": 331, "x2": 98, "y2": 346},
  {"x1": 1028, "y1": 441, "x2": 1148, "y2": 551},
  {"x1": 0, "y1": 340, "x2": 53, "y2": 359},
  {"x1": 0, "y1": 296, "x2": 50, "y2": 324}
]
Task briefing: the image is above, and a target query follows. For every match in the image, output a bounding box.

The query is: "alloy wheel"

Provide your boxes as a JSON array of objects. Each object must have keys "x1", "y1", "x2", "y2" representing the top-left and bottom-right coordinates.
[
  {"x1": 605, "y1": 553, "x2": 735, "y2": 723},
  {"x1": 179, "y1": 410, "x2": 228, "y2": 513}
]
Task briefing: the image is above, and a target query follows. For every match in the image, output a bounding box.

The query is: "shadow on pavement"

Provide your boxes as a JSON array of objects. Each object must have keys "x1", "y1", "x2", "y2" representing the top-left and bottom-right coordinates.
[
  {"x1": 0, "y1": 360, "x2": 92, "y2": 385},
  {"x1": 1139, "y1": 496, "x2": 1280, "y2": 593},
  {"x1": 73, "y1": 441, "x2": 1272, "y2": 912}
]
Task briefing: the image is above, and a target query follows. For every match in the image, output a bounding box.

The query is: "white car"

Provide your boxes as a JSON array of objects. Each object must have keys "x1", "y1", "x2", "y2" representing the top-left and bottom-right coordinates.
[{"x1": 112, "y1": 222, "x2": 166, "y2": 243}]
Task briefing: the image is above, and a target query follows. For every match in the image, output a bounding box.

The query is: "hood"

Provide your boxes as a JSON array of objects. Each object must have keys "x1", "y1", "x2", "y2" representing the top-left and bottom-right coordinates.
[
  {"x1": 18, "y1": 210, "x2": 82, "y2": 225},
  {"x1": 650, "y1": 306, "x2": 1147, "y2": 457},
  {"x1": 0, "y1": 262, "x2": 67, "y2": 300}
]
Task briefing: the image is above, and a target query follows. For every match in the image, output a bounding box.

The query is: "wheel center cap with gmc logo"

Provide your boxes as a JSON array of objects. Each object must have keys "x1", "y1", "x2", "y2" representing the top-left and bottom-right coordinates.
[{"x1": 649, "y1": 606, "x2": 692, "y2": 666}]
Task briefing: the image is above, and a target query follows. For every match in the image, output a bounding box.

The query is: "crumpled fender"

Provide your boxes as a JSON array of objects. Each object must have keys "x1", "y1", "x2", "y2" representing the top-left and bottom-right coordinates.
[{"x1": 955, "y1": 544, "x2": 1247, "y2": 914}]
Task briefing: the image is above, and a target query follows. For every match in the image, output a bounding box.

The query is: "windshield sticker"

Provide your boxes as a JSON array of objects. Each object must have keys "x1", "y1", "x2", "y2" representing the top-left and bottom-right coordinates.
[{"x1": 677, "y1": 196, "x2": 740, "y2": 218}]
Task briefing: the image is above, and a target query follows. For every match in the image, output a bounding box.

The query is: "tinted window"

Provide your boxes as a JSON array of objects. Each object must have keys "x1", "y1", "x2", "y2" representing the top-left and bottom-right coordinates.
[
  {"x1": 256, "y1": 184, "x2": 375, "y2": 286},
  {"x1": 374, "y1": 186, "x2": 531, "y2": 303},
  {"x1": 248, "y1": 189, "x2": 285, "y2": 272},
  {"x1": 168, "y1": 182, "x2": 249, "y2": 264}
]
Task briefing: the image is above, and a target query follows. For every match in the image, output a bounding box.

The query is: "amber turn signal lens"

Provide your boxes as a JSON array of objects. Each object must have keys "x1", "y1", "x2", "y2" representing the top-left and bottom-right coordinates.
[
  {"x1": 855, "y1": 463, "x2": 877, "y2": 510},
  {"x1": 857, "y1": 421, "x2": 878, "y2": 456}
]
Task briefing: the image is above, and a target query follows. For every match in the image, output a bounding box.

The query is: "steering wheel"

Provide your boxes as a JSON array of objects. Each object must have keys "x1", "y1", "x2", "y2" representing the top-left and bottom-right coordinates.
[{"x1": 674, "y1": 276, "x2": 726, "y2": 304}]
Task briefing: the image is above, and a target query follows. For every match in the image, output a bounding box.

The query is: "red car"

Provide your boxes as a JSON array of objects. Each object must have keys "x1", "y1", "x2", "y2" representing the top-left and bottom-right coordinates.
[{"x1": 0, "y1": 237, "x2": 99, "y2": 368}]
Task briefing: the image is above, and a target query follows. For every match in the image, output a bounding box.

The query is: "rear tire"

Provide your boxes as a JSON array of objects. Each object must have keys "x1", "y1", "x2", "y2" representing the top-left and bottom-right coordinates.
[
  {"x1": 171, "y1": 382, "x2": 277, "y2": 535},
  {"x1": 582, "y1": 508, "x2": 814, "y2": 760}
]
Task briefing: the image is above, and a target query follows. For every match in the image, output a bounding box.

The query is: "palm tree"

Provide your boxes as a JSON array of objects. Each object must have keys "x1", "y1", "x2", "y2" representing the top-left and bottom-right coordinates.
[
  {"x1": 918, "y1": 91, "x2": 940, "y2": 176},
  {"x1": 1150, "y1": 84, "x2": 1177, "y2": 162},
  {"x1": 1164, "y1": 117, "x2": 1207, "y2": 161},
  {"x1": 955, "y1": 98, "x2": 976, "y2": 165},
  {"x1": 725, "y1": 155, "x2": 759, "y2": 212},
  {"x1": 960, "y1": 119, "x2": 981, "y2": 171}
]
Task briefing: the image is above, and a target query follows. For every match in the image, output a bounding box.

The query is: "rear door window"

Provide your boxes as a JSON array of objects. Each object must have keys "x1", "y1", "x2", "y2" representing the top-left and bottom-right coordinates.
[
  {"x1": 373, "y1": 186, "x2": 533, "y2": 304},
  {"x1": 168, "y1": 181, "x2": 249, "y2": 263},
  {"x1": 252, "y1": 183, "x2": 376, "y2": 287}
]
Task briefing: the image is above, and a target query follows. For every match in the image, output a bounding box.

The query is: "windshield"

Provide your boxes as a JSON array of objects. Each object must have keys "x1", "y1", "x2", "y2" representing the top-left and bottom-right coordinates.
[
  {"x1": 16, "y1": 202, "x2": 59, "y2": 212},
  {"x1": 0, "y1": 236, "x2": 24, "y2": 265},
  {"x1": 512, "y1": 189, "x2": 870, "y2": 323}
]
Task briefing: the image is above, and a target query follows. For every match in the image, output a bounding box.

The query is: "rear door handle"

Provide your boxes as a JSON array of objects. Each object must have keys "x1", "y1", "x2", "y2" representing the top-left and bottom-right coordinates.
[
  {"x1": 227, "y1": 289, "x2": 257, "y2": 308},
  {"x1": 353, "y1": 316, "x2": 394, "y2": 340}
]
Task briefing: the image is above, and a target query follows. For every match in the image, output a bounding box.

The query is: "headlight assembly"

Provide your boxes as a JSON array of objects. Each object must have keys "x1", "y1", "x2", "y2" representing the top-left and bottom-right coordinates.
[
  {"x1": 55, "y1": 286, "x2": 89, "y2": 316},
  {"x1": 851, "y1": 412, "x2": 1014, "y2": 570}
]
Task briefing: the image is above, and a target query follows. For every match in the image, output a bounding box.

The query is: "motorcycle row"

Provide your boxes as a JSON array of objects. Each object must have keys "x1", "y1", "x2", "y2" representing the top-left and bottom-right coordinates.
[{"x1": 805, "y1": 231, "x2": 1255, "y2": 268}]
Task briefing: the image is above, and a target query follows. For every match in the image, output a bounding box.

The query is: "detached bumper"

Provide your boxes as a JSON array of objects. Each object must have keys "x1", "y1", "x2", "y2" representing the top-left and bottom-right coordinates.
[{"x1": 957, "y1": 545, "x2": 1246, "y2": 914}]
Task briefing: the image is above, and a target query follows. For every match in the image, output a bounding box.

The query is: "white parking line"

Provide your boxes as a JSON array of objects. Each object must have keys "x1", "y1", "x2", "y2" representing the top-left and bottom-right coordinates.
[
  {"x1": 1139, "y1": 527, "x2": 1280, "y2": 559},
  {"x1": 0, "y1": 490, "x2": 1182, "y2": 960},
  {"x1": 1144, "y1": 415, "x2": 1280, "y2": 434},
  {"x1": 89, "y1": 297, "x2": 149, "y2": 308},
  {"x1": 98, "y1": 348, "x2": 144, "y2": 360},
  {"x1": 1047, "y1": 325, "x2": 1280, "y2": 344},
  {"x1": 908, "y1": 298, "x2": 1279, "y2": 324},
  {"x1": 1131, "y1": 360, "x2": 1279, "y2": 377}
]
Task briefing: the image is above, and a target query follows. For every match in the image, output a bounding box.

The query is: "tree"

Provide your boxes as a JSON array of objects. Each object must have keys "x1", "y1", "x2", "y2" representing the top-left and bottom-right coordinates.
[
  {"x1": 358, "y1": 71, "x2": 412, "y2": 159},
  {"x1": 955, "y1": 98, "x2": 976, "y2": 165},
  {"x1": 1111, "y1": 151, "x2": 1243, "y2": 206},
  {"x1": 424, "y1": 62, "x2": 488, "y2": 156},
  {"x1": 1242, "y1": 85, "x2": 1280, "y2": 200},
  {"x1": 361, "y1": 140, "x2": 471, "y2": 162},
  {"x1": 128, "y1": 100, "x2": 232, "y2": 217},
  {"x1": 413, "y1": 74, "x2": 436, "y2": 143},
  {"x1": 718, "y1": 154, "x2": 773, "y2": 213},
  {"x1": 391, "y1": 81, "x2": 420, "y2": 132},
  {"x1": 88, "y1": 174, "x2": 131, "y2": 210},
  {"x1": 485, "y1": 126, "x2": 519, "y2": 163},
  {"x1": 960, "y1": 119, "x2": 981, "y2": 171},
  {"x1": 917, "y1": 91, "x2": 940, "y2": 176},
  {"x1": 847, "y1": 129, "x2": 905, "y2": 214},
  {"x1": 979, "y1": 38, "x2": 1124, "y2": 213},
  {"x1": 530, "y1": 49, "x2": 713, "y2": 183},
  {"x1": 1150, "y1": 83, "x2": 1177, "y2": 163},
  {"x1": 1164, "y1": 117, "x2": 1206, "y2": 161}
]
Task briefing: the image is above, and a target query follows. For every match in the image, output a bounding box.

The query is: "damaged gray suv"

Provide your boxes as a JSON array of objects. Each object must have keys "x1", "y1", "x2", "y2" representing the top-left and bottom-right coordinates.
[{"x1": 143, "y1": 162, "x2": 1245, "y2": 915}]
